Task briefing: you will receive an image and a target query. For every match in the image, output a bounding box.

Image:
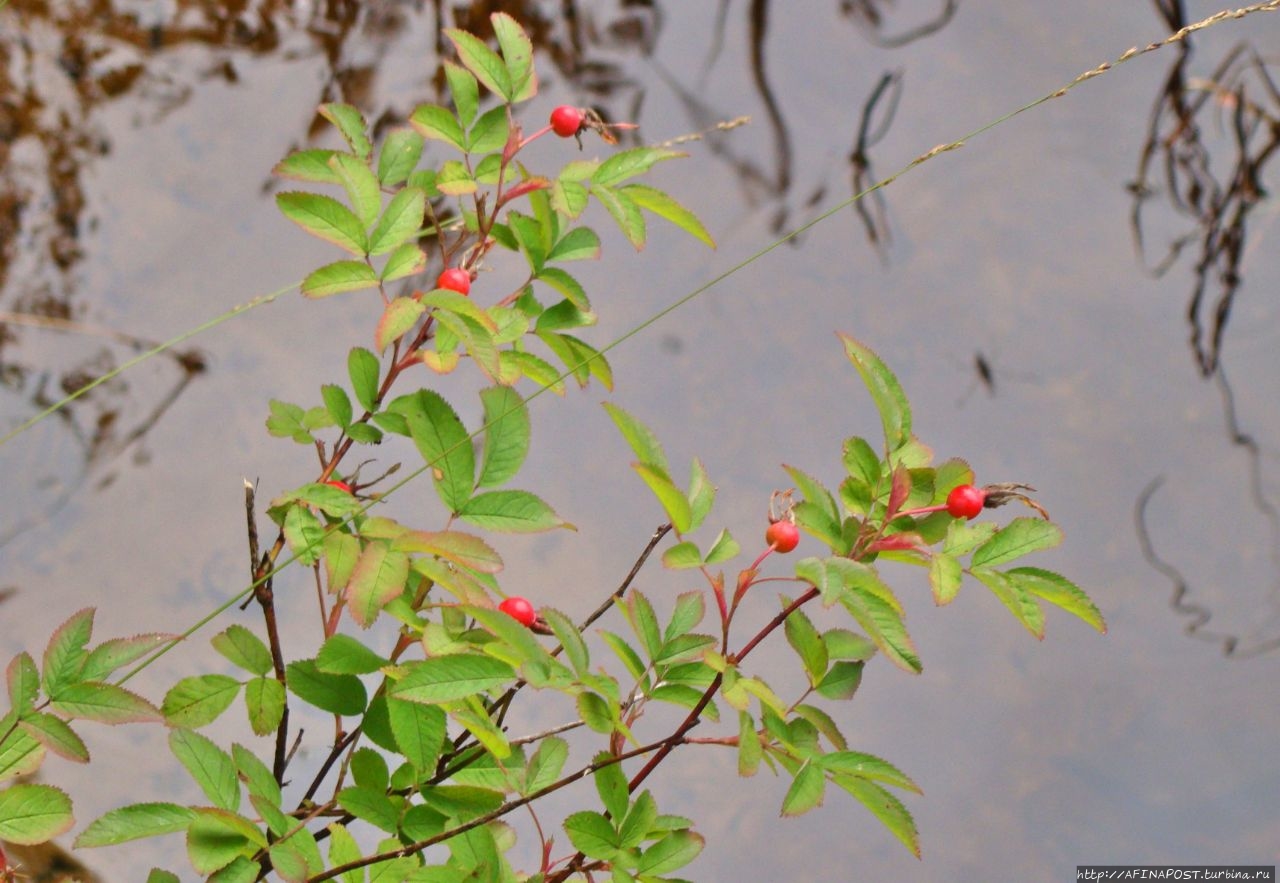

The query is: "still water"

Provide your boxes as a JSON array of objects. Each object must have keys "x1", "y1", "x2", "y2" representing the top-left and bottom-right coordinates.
[{"x1": 2, "y1": 1, "x2": 1279, "y2": 880}]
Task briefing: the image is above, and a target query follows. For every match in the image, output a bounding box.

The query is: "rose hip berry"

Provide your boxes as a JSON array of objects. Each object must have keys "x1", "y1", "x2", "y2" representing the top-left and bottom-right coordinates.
[
  {"x1": 498, "y1": 596, "x2": 537, "y2": 627},
  {"x1": 437, "y1": 267, "x2": 471, "y2": 296},
  {"x1": 946, "y1": 484, "x2": 986, "y2": 520},
  {"x1": 765, "y1": 520, "x2": 800, "y2": 553},
  {"x1": 550, "y1": 105, "x2": 584, "y2": 138}
]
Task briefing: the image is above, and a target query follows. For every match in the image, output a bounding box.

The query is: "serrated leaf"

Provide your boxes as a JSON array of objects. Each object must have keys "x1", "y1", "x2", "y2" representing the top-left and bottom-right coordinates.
[
  {"x1": 18, "y1": 713, "x2": 88, "y2": 762},
  {"x1": 563, "y1": 810, "x2": 619, "y2": 860},
  {"x1": 79, "y1": 633, "x2": 172, "y2": 682},
  {"x1": 541, "y1": 608, "x2": 589, "y2": 676},
  {"x1": 393, "y1": 529, "x2": 503, "y2": 574},
  {"x1": 52, "y1": 681, "x2": 163, "y2": 724},
  {"x1": 832, "y1": 775, "x2": 920, "y2": 857},
  {"x1": 42, "y1": 608, "x2": 94, "y2": 698},
  {"x1": 277, "y1": 192, "x2": 367, "y2": 257},
  {"x1": 232, "y1": 743, "x2": 281, "y2": 809},
  {"x1": 602, "y1": 403, "x2": 668, "y2": 471},
  {"x1": 552, "y1": 177, "x2": 590, "y2": 218},
  {"x1": 437, "y1": 159, "x2": 477, "y2": 195},
  {"x1": 386, "y1": 698, "x2": 446, "y2": 772},
  {"x1": 943, "y1": 519, "x2": 998, "y2": 555},
  {"x1": 444, "y1": 61, "x2": 479, "y2": 126},
  {"x1": 283, "y1": 504, "x2": 325, "y2": 567},
  {"x1": 929, "y1": 553, "x2": 963, "y2": 605},
  {"x1": 186, "y1": 810, "x2": 264, "y2": 876},
  {"x1": 319, "y1": 103, "x2": 372, "y2": 159},
  {"x1": 170, "y1": 728, "x2": 239, "y2": 811},
  {"x1": 388, "y1": 655, "x2": 516, "y2": 704},
  {"x1": 273, "y1": 149, "x2": 342, "y2": 184},
  {"x1": 244, "y1": 677, "x2": 285, "y2": 737},
  {"x1": 286, "y1": 659, "x2": 367, "y2": 715},
  {"x1": 445, "y1": 29, "x2": 512, "y2": 100},
  {"x1": 162, "y1": 675, "x2": 241, "y2": 728},
  {"x1": 819, "y1": 751, "x2": 921, "y2": 793},
  {"x1": 971, "y1": 518, "x2": 1064, "y2": 568},
  {"x1": 492, "y1": 12, "x2": 536, "y2": 101},
  {"x1": 323, "y1": 531, "x2": 361, "y2": 595},
  {"x1": 77, "y1": 803, "x2": 195, "y2": 850},
  {"x1": 467, "y1": 104, "x2": 510, "y2": 154},
  {"x1": 346, "y1": 542, "x2": 410, "y2": 629},
  {"x1": 633, "y1": 463, "x2": 692, "y2": 533},
  {"x1": 840, "y1": 334, "x2": 912, "y2": 454},
  {"x1": 0, "y1": 723, "x2": 44, "y2": 781},
  {"x1": 0, "y1": 783, "x2": 74, "y2": 844},
  {"x1": 476, "y1": 386, "x2": 530, "y2": 489},
  {"x1": 409, "y1": 104, "x2": 466, "y2": 152},
  {"x1": 457, "y1": 489, "x2": 569, "y2": 533},
  {"x1": 592, "y1": 183, "x2": 646, "y2": 249},
  {"x1": 972, "y1": 568, "x2": 1045, "y2": 638},
  {"x1": 816, "y1": 660, "x2": 864, "y2": 700},
  {"x1": 374, "y1": 296, "x2": 425, "y2": 353},
  {"x1": 784, "y1": 605, "x2": 828, "y2": 685},
  {"x1": 593, "y1": 147, "x2": 684, "y2": 188},
  {"x1": 525, "y1": 736, "x2": 568, "y2": 795},
  {"x1": 368, "y1": 187, "x2": 425, "y2": 257},
  {"x1": 348, "y1": 347, "x2": 380, "y2": 413},
  {"x1": 839, "y1": 587, "x2": 920, "y2": 674},
  {"x1": 623, "y1": 183, "x2": 715, "y2": 247},
  {"x1": 377, "y1": 128, "x2": 424, "y2": 186},
  {"x1": 686, "y1": 458, "x2": 716, "y2": 532},
  {"x1": 780, "y1": 760, "x2": 825, "y2": 817},
  {"x1": 329, "y1": 152, "x2": 382, "y2": 227},
  {"x1": 7, "y1": 652, "x2": 39, "y2": 713},
  {"x1": 624, "y1": 591, "x2": 663, "y2": 661},
  {"x1": 1006, "y1": 566, "x2": 1106, "y2": 633},
  {"x1": 397, "y1": 390, "x2": 475, "y2": 513},
  {"x1": 317, "y1": 634, "x2": 388, "y2": 675},
  {"x1": 662, "y1": 541, "x2": 702, "y2": 570},
  {"x1": 546, "y1": 227, "x2": 601, "y2": 263},
  {"x1": 636, "y1": 829, "x2": 704, "y2": 875},
  {"x1": 381, "y1": 242, "x2": 426, "y2": 283},
  {"x1": 600, "y1": 632, "x2": 647, "y2": 683}
]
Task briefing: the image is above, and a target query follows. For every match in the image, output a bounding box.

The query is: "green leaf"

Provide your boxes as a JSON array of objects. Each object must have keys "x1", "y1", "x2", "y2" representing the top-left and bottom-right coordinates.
[
  {"x1": 273, "y1": 149, "x2": 342, "y2": 185},
  {"x1": 0, "y1": 783, "x2": 74, "y2": 844},
  {"x1": 381, "y1": 242, "x2": 426, "y2": 283},
  {"x1": 819, "y1": 751, "x2": 921, "y2": 793},
  {"x1": 552, "y1": 177, "x2": 590, "y2": 218},
  {"x1": 972, "y1": 568, "x2": 1045, "y2": 638},
  {"x1": 457, "y1": 489, "x2": 569, "y2": 533},
  {"x1": 546, "y1": 227, "x2": 601, "y2": 263},
  {"x1": 623, "y1": 183, "x2": 715, "y2": 247},
  {"x1": 323, "y1": 531, "x2": 361, "y2": 595},
  {"x1": 602, "y1": 403, "x2": 668, "y2": 472},
  {"x1": 0, "y1": 722, "x2": 45, "y2": 781},
  {"x1": 317, "y1": 634, "x2": 389, "y2": 675},
  {"x1": 276, "y1": 192, "x2": 368, "y2": 257},
  {"x1": 839, "y1": 334, "x2": 912, "y2": 453},
  {"x1": 386, "y1": 698, "x2": 446, "y2": 773},
  {"x1": 186, "y1": 810, "x2": 264, "y2": 876},
  {"x1": 477, "y1": 386, "x2": 530, "y2": 489},
  {"x1": 337, "y1": 786, "x2": 400, "y2": 834},
  {"x1": 633, "y1": 463, "x2": 692, "y2": 533},
  {"x1": 410, "y1": 104, "x2": 466, "y2": 151},
  {"x1": 843, "y1": 436, "x2": 882, "y2": 486},
  {"x1": 266, "y1": 399, "x2": 310, "y2": 444},
  {"x1": 77, "y1": 802, "x2": 196, "y2": 847},
  {"x1": 635, "y1": 829, "x2": 704, "y2": 875},
  {"x1": 345, "y1": 422, "x2": 383, "y2": 445},
  {"x1": 322, "y1": 384, "x2": 354, "y2": 429},
  {"x1": 397, "y1": 390, "x2": 475, "y2": 513},
  {"x1": 389, "y1": 655, "x2": 516, "y2": 704},
  {"x1": 450, "y1": 696, "x2": 512, "y2": 760},
  {"x1": 600, "y1": 632, "x2": 647, "y2": 683},
  {"x1": 832, "y1": 775, "x2": 920, "y2": 858},
  {"x1": 785, "y1": 465, "x2": 840, "y2": 531},
  {"x1": 686, "y1": 458, "x2": 716, "y2": 532},
  {"x1": 392, "y1": 529, "x2": 503, "y2": 573},
  {"x1": 170, "y1": 728, "x2": 239, "y2": 811},
  {"x1": 593, "y1": 147, "x2": 684, "y2": 188},
  {"x1": 79, "y1": 633, "x2": 172, "y2": 682},
  {"x1": 7, "y1": 652, "x2": 39, "y2": 714},
  {"x1": 784, "y1": 605, "x2": 828, "y2": 685},
  {"x1": 51, "y1": 681, "x2": 162, "y2": 724},
  {"x1": 286, "y1": 659, "x2": 368, "y2": 715},
  {"x1": 284, "y1": 504, "x2": 325, "y2": 567},
  {"x1": 377, "y1": 128, "x2": 424, "y2": 186},
  {"x1": 592, "y1": 183, "x2": 646, "y2": 249},
  {"x1": 467, "y1": 104, "x2": 511, "y2": 155},
  {"x1": 539, "y1": 331, "x2": 613, "y2": 389},
  {"x1": 576, "y1": 692, "x2": 613, "y2": 734},
  {"x1": 368, "y1": 187, "x2": 425, "y2": 256},
  {"x1": 325, "y1": 823, "x2": 365, "y2": 883},
  {"x1": 624, "y1": 591, "x2": 663, "y2": 661},
  {"x1": 562, "y1": 811, "x2": 619, "y2": 860},
  {"x1": 793, "y1": 703, "x2": 847, "y2": 751},
  {"x1": 443, "y1": 61, "x2": 479, "y2": 126},
  {"x1": 705, "y1": 529, "x2": 740, "y2": 565},
  {"x1": 492, "y1": 12, "x2": 536, "y2": 101},
  {"x1": 525, "y1": 736, "x2": 569, "y2": 795},
  {"x1": 781, "y1": 760, "x2": 825, "y2": 817},
  {"x1": 929, "y1": 553, "x2": 963, "y2": 605},
  {"x1": 542, "y1": 608, "x2": 589, "y2": 676},
  {"x1": 232, "y1": 743, "x2": 281, "y2": 808},
  {"x1": 212, "y1": 626, "x2": 274, "y2": 677},
  {"x1": 244, "y1": 677, "x2": 285, "y2": 737},
  {"x1": 162, "y1": 675, "x2": 241, "y2": 728},
  {"x1": 42, "y1": 608, "x2": 94, "y2": 698},
  {"x1": 1006, "y1": 566, "x2": 1106, "y2": 634},
  {"x1": 593, "y1": 751, "x2": 630, "y2": 820},
  {"x1": 19, "y1": 713, "x2": 88, "y2": 762},
  {"x1": 943, "y1": 519, "x2": 998, "y2": 556},
  {"x1": 319, "y1": 103, "x2": 372, "y2": 160},
  {"x1": 445, "y1": 29, "x2": 512, "y2": 100},
  {"x1": 816, "y1": 660, "x2": 864, "y2": 701},
  {"x1": 839, "y1": 585, "x2": 920, "y2": 674},
  {"x1": 662, "y1": 541, "x2": 702, "y2": 570},
  {"x1": 329, "y1": 152, "x2": 382, "y2": 227},
  {"x1": 971, "y1": 518, "x2": 1064, "y2": 568},
  {"x1": 738, "y1": 711, "x2": 762, "y2": 777},
  {"x1": 437, "y1": 160, "x2": 477, "y2": 195},
  {"x1": 348, "y1": 347, "x2": 380, "y2": 413},
  {"x1": 375, "y1": 296, "x2": 425, "y2": 353}
]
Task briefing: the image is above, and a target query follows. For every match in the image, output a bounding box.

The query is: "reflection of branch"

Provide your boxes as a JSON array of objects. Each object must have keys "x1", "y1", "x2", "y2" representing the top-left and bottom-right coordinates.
[
  {"x1": 850, "y1": 69, "x2": 905, "y2": 253},
  {"x1": 1135, "y1": 364, "x2": 1280, "y2": 658},
  {"x1": 841, "y1": 0, "x2": 959, "y2": 49}
]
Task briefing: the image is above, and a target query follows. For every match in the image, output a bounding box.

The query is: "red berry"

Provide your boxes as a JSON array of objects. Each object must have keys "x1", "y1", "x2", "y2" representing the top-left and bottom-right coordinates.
[
  {"x1": 765, "y1": 520, "x2": 800, "y2": 553},
  {"x1": 550, "y1": 105, "x2": 584, "y2": 138},
  {"x1": 436, "y1": 267, "x2": 471, "y2": 296},
  {"x1": 946, "y1": 484, "x2": 986, "y2": 519},
  {"x1": 324, "y1": 480, "x2": 352, "y2": 493},
  {"x1": 498, "y1": 596, "x2": 537, "y2": 627}
]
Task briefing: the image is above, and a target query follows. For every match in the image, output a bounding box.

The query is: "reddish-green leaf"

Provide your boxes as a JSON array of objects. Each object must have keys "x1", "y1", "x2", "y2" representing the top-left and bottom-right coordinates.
[
  {"x1": 276, "y1": 192, "x2": 367, "y2": 257},
  {"x1": 273, "y1": 149, "x2": 342, "y2": 184},
  {"x1": 52, "y1": 682, "x2": 163, "y2": 724},
  {"x1": 7, "y1": 652, "x2": 38, "y2": 714},
  {"x1": 323, "y1": 531, "x2": 361, "y2": 595},
  {"x1": 374, "y1": 297, "x2": 425, "y2": 353},
  {"x1": 377, "y1": 128, "x2": 424, "y2": 186},
  {"x1": 392, "y1": 529, "x2": 503, "y2": 573},
  {"x1": 318, "y1": 103, "x2": 371, "y2": 159},
  {"x1": 77, "y1": 802, "x2": 196, "y2": 847},
  {"x1": 492, "y1": 12, "x2": 536, "y2": 101},
  {"x1": 42, "y1": 608, "x2": 94, "y2": 698},
  {"x1": 0, "y1": 723, "x2": 45, "y2": 781},
  {"x1": 381, "y1": 242, "x2": 426, "y2": 283},
  {"x1": 19, "y1": 713, "x2": 88, "y2": 763},
  {"x1": 302, "y1": 261, "x2": 378, "y2": 299},
  {"x1": 79, "y1": 634, "x2": 172, "y2": 682},
  {"x1": 409, "y1": 104, "x2": 466, "y2": 152},
  {"x1": 840, "y1": 334, "x2": 912, "y2": 454},
  {"x1": 0, "y1": 783, "x2": 74, "y2": 845},
  {"x1": 444, "y1": 29, "x2": 512, "y2": 100},
  {"x1": 328, "y1": 152, "x2": 381, "y2": 227},
  {"x1": 346, "y1": 543, "x2": 410, "y2": 629}
]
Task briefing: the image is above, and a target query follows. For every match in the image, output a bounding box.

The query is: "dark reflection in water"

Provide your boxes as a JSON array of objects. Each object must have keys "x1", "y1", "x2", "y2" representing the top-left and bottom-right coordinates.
[{"x1": 1129, "y1": 0, "x2": 1280, "y2": 657}]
